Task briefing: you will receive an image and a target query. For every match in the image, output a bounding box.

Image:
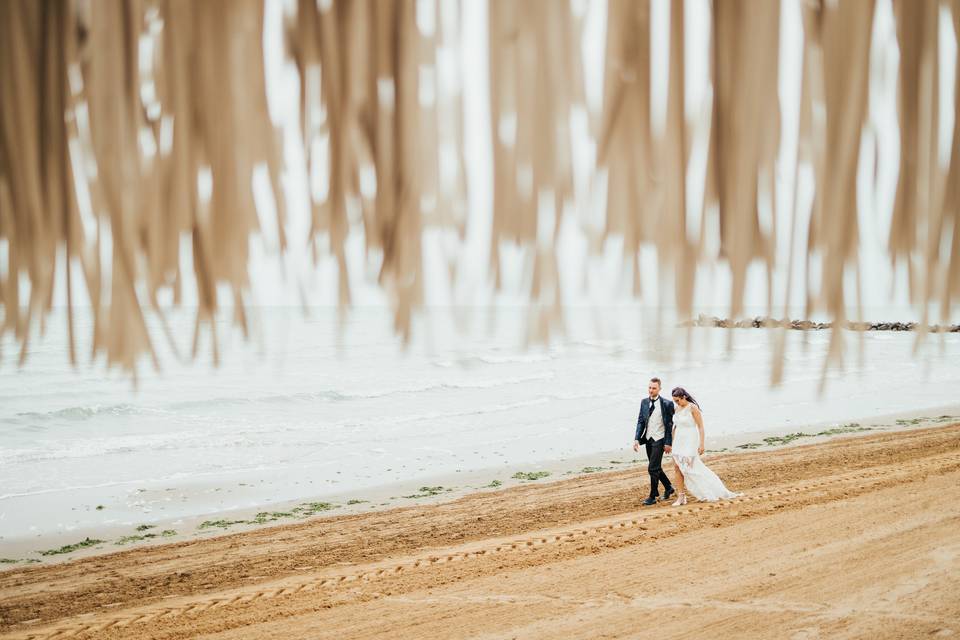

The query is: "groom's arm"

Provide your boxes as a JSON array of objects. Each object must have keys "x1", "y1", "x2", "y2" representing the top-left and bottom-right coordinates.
[{"x1": 634, "y1": 403, "x2": 645, "y2": 443}]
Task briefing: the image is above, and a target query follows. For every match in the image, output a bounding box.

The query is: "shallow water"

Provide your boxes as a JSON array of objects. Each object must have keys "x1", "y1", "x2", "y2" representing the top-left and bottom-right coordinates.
[{"x1": 2, "y1": 306, "x2": 958, "y2": 542}]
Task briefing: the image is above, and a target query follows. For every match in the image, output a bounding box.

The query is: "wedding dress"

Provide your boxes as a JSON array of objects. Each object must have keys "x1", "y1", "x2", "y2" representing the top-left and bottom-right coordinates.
[{"x1": 671, "y1": 405, "x2": 739, "y2": 501}]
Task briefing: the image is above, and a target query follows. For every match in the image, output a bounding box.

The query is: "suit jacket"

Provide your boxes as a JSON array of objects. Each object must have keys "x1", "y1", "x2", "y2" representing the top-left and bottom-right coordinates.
[{"x1": 635, "y1": 396, "x2": 674, "y2": 446}]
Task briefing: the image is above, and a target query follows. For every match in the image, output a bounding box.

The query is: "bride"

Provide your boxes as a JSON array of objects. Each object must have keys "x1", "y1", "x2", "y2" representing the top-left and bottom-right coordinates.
[{"x1": 668, "y1": 387, "x2": 739, "y2": 505}]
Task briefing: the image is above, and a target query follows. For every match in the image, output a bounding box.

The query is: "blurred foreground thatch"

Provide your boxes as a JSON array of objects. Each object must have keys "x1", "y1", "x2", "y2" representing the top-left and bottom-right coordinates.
[{"x1": 1, "y1": 0, "x2": 958, "y2": 379}]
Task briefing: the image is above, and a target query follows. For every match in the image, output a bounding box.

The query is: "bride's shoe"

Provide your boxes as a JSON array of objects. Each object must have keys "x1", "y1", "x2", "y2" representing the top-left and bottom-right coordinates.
[{"x1": 672, "y1": 493, "x2": 687, "y2": 506}]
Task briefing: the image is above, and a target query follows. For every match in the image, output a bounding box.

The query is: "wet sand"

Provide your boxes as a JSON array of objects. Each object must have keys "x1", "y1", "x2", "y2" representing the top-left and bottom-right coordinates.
[{"x1": 1, "y1": 423, "x2": 959, "y2": 639}]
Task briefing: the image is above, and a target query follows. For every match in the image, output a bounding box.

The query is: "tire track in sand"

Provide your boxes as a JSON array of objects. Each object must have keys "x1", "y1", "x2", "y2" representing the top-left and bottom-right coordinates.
[{"x1": 7, "y1": 447, "x2": 960, "y2": 640}]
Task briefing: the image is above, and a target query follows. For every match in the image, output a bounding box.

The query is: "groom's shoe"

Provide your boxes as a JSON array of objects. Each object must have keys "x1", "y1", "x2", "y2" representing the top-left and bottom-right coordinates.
[
  {"x1": 663, "y1": 486, "x2": 675, "y2": 501},
  {"x1": 642, "y1": 496, "x2": 658, "y2": 506}
]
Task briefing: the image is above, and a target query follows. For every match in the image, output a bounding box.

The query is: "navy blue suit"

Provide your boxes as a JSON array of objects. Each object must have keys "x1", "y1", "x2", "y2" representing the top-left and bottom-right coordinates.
[
  {"x1": 635, "y1": 396, "x2": 675, "y2": 446},
  {"x1": 635, "y1": 396, "x2": 675, "y2": 498}
]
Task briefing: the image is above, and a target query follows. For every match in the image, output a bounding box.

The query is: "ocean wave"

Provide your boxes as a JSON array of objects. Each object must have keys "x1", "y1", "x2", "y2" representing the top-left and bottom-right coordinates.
[
  {"x1": 0, "y1": 382, "x2": 611, "y2": 466},
  {"x1": 385, "y1": 397, "x2": 552, "y2": 426},
  {"x1": 167, "y1": 373, "x2": 557, "y2": 410},
  {"x1": 368, "y1": 386, "x2": 629, "y2": 434},
  {"x1": 1, "y1": 403, "x2": 163, "y2": 425},
  {"x1": 432, "y1": 354, "x2": 556, "y2": 368},
  {"x1": 0, "y1": 463, "x2": 288, "y2": 502},
  {"x1": 574, "y1": 339, "x2": 626, "y2": 350},
  {"x1": 0, "y1": 430, "x2": 286, "y2": 465},
  {"x1": 1, "y1": 373, "x2": 557, "y2": 426}
]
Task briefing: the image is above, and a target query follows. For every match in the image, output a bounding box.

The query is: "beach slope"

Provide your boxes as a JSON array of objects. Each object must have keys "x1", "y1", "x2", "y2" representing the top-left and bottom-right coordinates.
[{"x1": 2, "y1": 424, "x2": 959, "y2": 639}]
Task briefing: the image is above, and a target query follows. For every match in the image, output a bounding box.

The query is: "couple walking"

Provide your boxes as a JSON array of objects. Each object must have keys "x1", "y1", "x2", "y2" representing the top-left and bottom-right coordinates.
[{"x1": 632, "y1": 377, "x2": 737, "y2": 506}]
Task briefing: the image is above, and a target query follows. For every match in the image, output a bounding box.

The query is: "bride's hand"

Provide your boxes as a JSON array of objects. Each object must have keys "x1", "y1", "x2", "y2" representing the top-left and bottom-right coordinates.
[{"x1": 697, "y1": 445, "x2": 704, "y2": 455}]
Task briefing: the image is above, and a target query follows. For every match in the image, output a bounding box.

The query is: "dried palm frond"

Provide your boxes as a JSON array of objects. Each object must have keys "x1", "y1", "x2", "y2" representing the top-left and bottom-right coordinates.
[
  {"x1": 597, "y1": 0, "x2": 653, "y2": 296},
  {"x1": 805, "y1": 0, "x2": 876, "y2": 371},
  {"x1": 704, "y1": 0, "x2": 780, "y2": 321},
  {"x1": 0, "y1": 0, "x2": 79, "y2": 365},
  {"x1": 0, "y1": 0, "x2": 958, "y2": 380},
  {"x1": 488, "y1": 0, "x2": 584, "y2": 341},
  {"x1": 945, "y1": 0, "x2": 960, "y2": 318}
]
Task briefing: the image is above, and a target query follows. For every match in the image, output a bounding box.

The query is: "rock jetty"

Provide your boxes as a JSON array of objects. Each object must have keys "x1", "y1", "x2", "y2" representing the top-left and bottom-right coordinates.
[{"x1": 678, "y1": 314, "x2": 960, "y2": 332}]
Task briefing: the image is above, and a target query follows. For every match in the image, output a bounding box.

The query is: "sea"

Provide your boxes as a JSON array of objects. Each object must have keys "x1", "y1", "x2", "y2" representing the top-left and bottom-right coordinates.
[{"x1": 2, "y1": 305, "x2": 959, "y2": 545}]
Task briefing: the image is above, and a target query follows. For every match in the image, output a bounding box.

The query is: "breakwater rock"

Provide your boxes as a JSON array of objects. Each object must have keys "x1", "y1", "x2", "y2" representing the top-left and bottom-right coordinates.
[{"x1": 678, "y1": 315, "x2": 960, "y2": 332}]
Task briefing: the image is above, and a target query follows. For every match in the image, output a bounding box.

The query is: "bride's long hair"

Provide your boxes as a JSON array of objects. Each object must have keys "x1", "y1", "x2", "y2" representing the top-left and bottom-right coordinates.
[{"x1": 671, "y1": 386, "x2": 701, "y2": 410}]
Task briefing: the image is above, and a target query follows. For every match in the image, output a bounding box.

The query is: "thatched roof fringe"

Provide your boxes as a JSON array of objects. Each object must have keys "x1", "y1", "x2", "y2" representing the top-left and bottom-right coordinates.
[{"x1": 0, "y1": 0, "x2": 957, "y2": 376}]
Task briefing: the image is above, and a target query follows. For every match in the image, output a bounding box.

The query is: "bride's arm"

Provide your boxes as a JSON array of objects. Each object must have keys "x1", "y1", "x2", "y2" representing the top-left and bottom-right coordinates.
[{"x1": 692, "y1": 406, "x2": 705, "y2": 454}]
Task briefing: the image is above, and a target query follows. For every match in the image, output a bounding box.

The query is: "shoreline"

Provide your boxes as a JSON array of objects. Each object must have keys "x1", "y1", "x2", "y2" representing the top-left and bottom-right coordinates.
[
  {"x1": 3, "y1": 423, "x2": 959, "y2": 638},
  {"x1": 2, "y1": 402, "x2": 958, "y2": 567}
]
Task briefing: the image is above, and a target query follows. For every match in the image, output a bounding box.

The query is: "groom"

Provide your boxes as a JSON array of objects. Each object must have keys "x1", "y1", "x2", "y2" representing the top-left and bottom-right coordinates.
[{"x1": 633, "y1": 377, "x2": 675, "y2": 505}]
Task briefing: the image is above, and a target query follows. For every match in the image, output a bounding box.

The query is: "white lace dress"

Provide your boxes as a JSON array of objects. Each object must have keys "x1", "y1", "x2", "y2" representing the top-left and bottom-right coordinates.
[{"x1": 671, "y1": 406, "x2": 739, "y2": 501}]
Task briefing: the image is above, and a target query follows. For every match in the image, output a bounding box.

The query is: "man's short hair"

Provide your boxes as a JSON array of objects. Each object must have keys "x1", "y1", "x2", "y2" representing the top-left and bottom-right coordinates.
[{"x1": 650, "y1": 377, "x2": 661, "y2": 387}]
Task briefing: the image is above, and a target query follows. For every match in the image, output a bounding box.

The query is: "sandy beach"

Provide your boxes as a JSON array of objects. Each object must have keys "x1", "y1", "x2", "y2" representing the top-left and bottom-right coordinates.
[{"x1": 1, "y1": 421, "x2": 958, "y2": 639}]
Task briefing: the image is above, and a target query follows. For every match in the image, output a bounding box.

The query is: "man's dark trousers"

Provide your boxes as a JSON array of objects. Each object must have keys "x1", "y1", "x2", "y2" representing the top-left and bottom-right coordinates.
[{"x1": 645, "y1": 437, "x2": 672, "y2": 498}]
